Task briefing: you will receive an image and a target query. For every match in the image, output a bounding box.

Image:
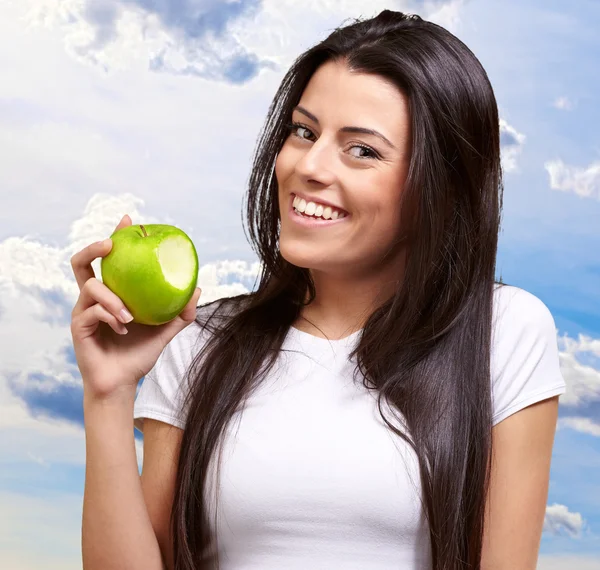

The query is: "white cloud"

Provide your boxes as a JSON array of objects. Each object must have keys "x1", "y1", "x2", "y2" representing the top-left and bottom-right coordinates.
[
  {"x1": 553, "y1": 96, "x2": 575, "y2": 111},
  {"x1": 558, "y1": 417, "x2": 600, "y2": 437},
  {"x1": 545, "y1": 158, "x2": 600, "y2": 200},
  {"x1": 499, "y1": 118, "x2": 527, "y2": 173},
  {"x1": 561, "y1": 333, "x2": 600, "y2": 357},
  {"x1": 26, "y1": 0, "x2": 276, "y2": 82},
  {"x1": 557, "y1": 332, "x2": 600, "y2": 408},
  {"x1": 419, "y1": 0, "x2": 465, "y2": 30},
  {"x1": 554, "y1": 331, "x2": 600, "y2": 437},
  {"x1": 543, "y1": 503, "x2": 585, "y2": 538}
]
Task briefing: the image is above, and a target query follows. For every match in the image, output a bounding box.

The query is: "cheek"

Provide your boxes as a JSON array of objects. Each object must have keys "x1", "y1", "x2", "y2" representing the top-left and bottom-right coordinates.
[
  {"x1": 274, "y1": 152, "x2": 282, "y2": 182},
  {"x1": 360, "y1": 197, "x2": 402, "y2": 235},
  {"x1": 275, "y1": 143, "x2": 296, "y2": 183}
]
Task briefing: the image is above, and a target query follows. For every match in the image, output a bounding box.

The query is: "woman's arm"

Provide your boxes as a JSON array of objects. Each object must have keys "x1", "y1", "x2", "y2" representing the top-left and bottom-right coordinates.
[
  {"x1": 82, "y1": 395, "x2": 167, "y2": 570},
  {"x1": 480, "y1": 396, "x2": 560, "y2": 570},
  {"x1": 139, "y1": 418, "x2": 185, "y2": 570}
]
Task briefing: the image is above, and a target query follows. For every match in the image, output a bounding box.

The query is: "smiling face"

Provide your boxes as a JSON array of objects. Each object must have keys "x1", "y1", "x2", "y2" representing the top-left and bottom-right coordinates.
[{"x1": 275, "y1": 58, "x2": 412, "y2": 282}]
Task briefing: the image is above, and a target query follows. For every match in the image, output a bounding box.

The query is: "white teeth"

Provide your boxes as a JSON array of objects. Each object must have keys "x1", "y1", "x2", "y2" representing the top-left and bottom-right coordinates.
[{"x1": 292, "y1": 195, "x2": 346, "y2": 220}]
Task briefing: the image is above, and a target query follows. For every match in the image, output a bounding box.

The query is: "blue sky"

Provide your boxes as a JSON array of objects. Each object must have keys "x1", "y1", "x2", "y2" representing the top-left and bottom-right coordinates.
[{"x1": 0, "y1": 0, "x2": 599, "y2": 568}]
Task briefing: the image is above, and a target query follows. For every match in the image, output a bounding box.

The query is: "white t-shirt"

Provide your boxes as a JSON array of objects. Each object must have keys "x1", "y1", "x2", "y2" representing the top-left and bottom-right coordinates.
[{"x1": 133, "y1": 284, "x2": 566, "y2": 569}]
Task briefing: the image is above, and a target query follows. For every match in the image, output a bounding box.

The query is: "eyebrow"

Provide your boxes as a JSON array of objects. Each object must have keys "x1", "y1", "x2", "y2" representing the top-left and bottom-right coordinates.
[{"x1": 293, "y1": 105, "x2": 397, "y2": 150}]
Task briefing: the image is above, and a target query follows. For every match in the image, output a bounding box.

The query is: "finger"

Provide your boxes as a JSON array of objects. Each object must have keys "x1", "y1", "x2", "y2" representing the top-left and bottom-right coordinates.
[
  {"x1": 73, "y1": 303, "x2": 129, "y2": 339},
  {"x1": 70, "y1": 240, "x2": 113, "y2": 291},
  {"x1": 73, "y1": 277, "x2": 134, "y2": 326},
  {"x1": 70, "y1": 214, "x2": 131, "y2": 291},
  {"x1": 179, "y1": 287, "x2": 202, "y2": 323},
  {"x1": 114, "y1": 214, "x2": 132, "y2": 232}
]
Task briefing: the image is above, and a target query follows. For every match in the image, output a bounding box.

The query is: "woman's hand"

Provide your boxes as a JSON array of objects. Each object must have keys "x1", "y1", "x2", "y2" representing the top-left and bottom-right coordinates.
[{"x1": 70, "y1": 214, "x2": 202, "y2": 401}]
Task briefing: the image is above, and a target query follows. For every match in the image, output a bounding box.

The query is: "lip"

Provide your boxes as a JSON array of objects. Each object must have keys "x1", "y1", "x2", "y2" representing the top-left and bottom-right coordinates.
[{"x1": 288, "y1": 194, "x2": 351, "y2": 228}]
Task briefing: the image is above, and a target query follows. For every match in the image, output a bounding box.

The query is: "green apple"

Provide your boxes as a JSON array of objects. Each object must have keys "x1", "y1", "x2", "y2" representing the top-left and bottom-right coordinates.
[{"x1": 100, "y1": 224, "x2": 199, "y2": 325}]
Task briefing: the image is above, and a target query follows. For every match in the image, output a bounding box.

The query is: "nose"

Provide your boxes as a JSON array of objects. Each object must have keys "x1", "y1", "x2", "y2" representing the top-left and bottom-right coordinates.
[{"x1": 294, "y1": 137, "x2": 337, "y2": 187}]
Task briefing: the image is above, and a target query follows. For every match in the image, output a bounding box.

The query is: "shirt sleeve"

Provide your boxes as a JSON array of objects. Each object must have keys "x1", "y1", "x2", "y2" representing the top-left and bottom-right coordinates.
[
  {"x1": 133, "y1": 324, "x2": 201, "y2": 433},
  {"x1": 490, "y1": 286, "x2": 566, "y2": 426}
]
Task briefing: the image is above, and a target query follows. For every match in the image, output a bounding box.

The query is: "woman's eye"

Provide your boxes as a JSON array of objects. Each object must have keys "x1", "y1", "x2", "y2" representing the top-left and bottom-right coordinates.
[
  {"x1": 287, "y1": 122, "x2": 315, "y2": 141},
  {"x1": 295, "y1": 125, "x2": 314, "y2": 140},
  {"x1": 348, "y1": 145, "x2": 378, "y2": 159}
]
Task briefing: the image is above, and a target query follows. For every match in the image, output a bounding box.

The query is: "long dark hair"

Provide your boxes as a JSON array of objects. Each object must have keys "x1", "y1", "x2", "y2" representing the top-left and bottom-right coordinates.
[{"x1": 171, "y1": 10, "x2": 504, "y2": 569}]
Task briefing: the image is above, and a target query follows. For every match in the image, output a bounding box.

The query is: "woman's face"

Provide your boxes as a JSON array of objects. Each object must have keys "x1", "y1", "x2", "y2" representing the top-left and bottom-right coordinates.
[{"x1": 276, "y1": 59, "x2": 412, "y2": 280}]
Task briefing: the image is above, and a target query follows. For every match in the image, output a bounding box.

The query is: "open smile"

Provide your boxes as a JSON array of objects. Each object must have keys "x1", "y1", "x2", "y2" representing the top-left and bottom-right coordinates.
[{"x1": 288, "y1": 194, "x2": 351, "y2": 228}]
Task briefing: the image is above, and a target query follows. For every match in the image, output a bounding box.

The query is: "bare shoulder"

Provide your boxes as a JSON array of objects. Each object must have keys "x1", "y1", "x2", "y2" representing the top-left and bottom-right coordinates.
[{"x1": 140, "y1": 418, "x2": 184, "y2": 570}]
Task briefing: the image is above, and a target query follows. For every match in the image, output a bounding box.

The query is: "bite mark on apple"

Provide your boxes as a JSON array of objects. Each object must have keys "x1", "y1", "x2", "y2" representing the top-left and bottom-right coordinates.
[{"x1": 157, "y1": 236, "x2": 197, "y2": 290}]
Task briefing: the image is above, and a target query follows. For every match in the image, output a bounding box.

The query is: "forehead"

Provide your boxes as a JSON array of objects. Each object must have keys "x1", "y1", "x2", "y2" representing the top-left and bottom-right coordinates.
[{"x1": 296, "y1": 59, "x2": 410, "y2": 133}]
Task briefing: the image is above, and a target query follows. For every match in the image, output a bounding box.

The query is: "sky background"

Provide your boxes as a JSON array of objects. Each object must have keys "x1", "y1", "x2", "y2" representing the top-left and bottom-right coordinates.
[{"x1": 0, "y1": 0, "x2": 599, "y2": 568}]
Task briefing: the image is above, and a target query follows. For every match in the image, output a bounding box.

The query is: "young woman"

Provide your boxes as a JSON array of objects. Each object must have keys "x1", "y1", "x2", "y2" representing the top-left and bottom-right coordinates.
[{"x1": 71, "y1": 10, "x2": 566, "y2": 570}]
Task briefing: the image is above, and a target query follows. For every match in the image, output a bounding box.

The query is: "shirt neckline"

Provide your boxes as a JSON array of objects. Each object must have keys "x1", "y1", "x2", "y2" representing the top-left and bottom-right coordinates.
[{"x1": 289, "y1": 325, "x2": 363, "y2": 345}]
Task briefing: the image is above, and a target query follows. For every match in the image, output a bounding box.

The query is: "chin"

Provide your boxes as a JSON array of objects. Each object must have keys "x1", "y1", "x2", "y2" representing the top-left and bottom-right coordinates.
[
  {"x1": 279, "y1": 240, "x2": 336, "y2": 273},
  {"x1": 279, "y1": 244, "x2": 311, "y2": 270}
]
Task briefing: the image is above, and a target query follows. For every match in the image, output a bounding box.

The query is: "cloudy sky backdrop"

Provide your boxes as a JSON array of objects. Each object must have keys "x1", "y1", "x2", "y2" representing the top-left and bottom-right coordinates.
[{"x1": 1, "y1": 0, "x2": 599, "y2": 568}]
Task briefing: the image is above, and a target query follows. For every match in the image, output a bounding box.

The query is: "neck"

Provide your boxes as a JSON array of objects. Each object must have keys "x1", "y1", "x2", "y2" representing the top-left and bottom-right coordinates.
[{"x1": 295, "y1": 250, "x2": 406, "y2": 340}]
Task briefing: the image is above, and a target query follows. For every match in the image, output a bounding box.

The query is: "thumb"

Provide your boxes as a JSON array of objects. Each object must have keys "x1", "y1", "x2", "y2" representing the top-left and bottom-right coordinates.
[
  {"x1": 180, "y1": 287, "x2": 202, "y2": 323},
  {"x1": 169, "y1": 286, "x2": 202, "y2": 327}
]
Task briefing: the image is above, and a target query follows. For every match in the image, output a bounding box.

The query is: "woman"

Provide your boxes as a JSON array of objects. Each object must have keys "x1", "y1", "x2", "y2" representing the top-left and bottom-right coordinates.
[{"x1": 72, "y1": 10, "x2": 566, "y2": 570}]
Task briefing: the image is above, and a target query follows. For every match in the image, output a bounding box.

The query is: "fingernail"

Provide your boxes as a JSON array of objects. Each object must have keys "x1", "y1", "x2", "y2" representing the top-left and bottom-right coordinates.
[{"x1": 120, "y1": 309, "x2": 134, "y2": 323}]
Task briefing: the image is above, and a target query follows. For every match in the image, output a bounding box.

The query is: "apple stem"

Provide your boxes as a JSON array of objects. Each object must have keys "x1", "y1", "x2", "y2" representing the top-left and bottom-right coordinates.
[{"x1": 140, "y1": 224, "x2": 148, "y2": 238}]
